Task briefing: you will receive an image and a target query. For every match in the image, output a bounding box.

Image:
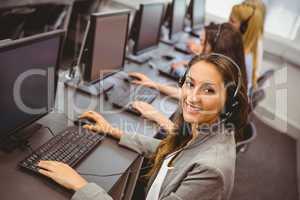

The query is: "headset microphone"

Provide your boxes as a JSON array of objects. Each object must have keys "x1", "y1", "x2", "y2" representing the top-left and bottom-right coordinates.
[{"x1": 178, "y1": 52, "x2": 242, "y2": 134}]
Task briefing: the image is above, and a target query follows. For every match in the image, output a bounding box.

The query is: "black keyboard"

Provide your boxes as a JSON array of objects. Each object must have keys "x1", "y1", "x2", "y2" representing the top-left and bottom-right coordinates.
[
  {"x1": 19, "y1": 126, "x2": 104, "y2": 173},
  {"x1": 108, "y1": 85, "x2": 158, "y2": 115},
  {"x1": 133, "y1": 86, "x2": 158, "y2": 102},
  {"x1": 158, "y1": 65, "x2": 180, "y2": 81},
  {"x1": 174, "y1": 43, "x2": 190, "y2": 54}
]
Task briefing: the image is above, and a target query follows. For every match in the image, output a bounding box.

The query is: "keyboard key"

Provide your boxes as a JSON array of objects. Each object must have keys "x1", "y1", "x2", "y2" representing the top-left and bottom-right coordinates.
[{"x1": 19, "y1": 126, "x2": 104, "y2": 173}]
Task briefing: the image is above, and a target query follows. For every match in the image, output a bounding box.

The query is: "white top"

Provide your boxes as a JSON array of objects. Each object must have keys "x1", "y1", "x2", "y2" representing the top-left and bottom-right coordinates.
[
  {"x1": 146, "y1": 151, "x2": 179, "y2": 200},
  {"x1": 245, "y1": 52, "x2": 253, "y2": 94},
  {"x1": 256, "y1": 38, "x2": 264, "y2": 77}
]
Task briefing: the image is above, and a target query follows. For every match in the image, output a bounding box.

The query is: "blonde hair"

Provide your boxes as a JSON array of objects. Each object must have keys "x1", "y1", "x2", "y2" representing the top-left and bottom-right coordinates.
[
  {"x1": 231, "y1": 2, "x2": 264, "y2": 87},
  {"x1": 244, "y1": 0, "x2": 266, "y2": 33}
]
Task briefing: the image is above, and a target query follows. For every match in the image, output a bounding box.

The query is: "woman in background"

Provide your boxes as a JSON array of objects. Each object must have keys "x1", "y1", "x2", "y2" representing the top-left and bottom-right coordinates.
[
  {"x1": 174, "y1": 0, "x2": 266, "y2": 93},
  {"x1": 229, "y1": 0, "x2": 265, "y2": 92}
]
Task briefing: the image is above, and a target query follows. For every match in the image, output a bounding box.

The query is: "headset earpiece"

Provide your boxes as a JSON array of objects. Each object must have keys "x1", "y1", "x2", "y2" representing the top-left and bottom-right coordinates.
[
  {"x1": 240, "y1": 21, "x2": 248, "y2": 34},
  {"x1": 178, "y1": 65, "x2": 189, "y2": 87},
  {"x1": 181, "y1": 53, "x2": 242, "y2": 123}
]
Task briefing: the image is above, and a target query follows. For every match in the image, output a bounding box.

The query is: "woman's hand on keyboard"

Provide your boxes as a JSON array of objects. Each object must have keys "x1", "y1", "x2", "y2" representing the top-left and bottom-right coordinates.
[
  {"x1": 131, "y1": 101, "x2": 174, "y2": 132},
  {"x1": 38, "y1": 160, "x2": 87, "y2": 191},
  {"x1": 80, "y1": 111, "x2": 123, "y2": 140},
  {"x1": 128, "y1": 72, "x2": 156, "y2": 89}
]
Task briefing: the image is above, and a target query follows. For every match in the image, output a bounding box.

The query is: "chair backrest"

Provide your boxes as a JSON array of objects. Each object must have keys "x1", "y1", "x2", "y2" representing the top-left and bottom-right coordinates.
[
  {"x1": 250, "y1": 88, "x2": 265, "y2": 111},
  {"x1": 249, "y1": 69, "x2": 274, "y2": 111},
  {"x1": 236, "y1": 122, "x2": 257, "y2": 148},
  {"x1": 257, "y1": 69, "x2": 274, "y2": 89}
]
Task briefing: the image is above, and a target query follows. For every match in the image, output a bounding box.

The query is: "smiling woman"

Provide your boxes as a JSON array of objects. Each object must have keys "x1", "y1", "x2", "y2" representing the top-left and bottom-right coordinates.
[
  {"x1": 37, "y1": 53, "x2": 248, "y2": 200},
  {"x1": 181, "y1": 60, "x2": 227, "y2": 124}
]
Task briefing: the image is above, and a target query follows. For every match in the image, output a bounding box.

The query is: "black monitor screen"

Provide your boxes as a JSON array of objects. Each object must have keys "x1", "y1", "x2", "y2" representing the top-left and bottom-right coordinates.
[
  {"x1": 134, "y1": 3, "x2": 164, "y2": 54},
  {"x1": 170, "y1": 0, "x2": 186, "y2": 37},
  {"x1": 0, "y1": 32, "x2": 62, "y2": 139},
  {"x1": 192, "y1": 0, "x2": 205, "y2": 29},
  {"x1": 86, "y1": 11, "x2": 129, "y2": 82}
]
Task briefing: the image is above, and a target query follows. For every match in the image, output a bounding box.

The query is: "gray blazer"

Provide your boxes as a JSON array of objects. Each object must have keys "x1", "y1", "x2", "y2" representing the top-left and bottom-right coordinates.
[{"x1": 72, "y1": 128, "x2": 236, "y2": 200}]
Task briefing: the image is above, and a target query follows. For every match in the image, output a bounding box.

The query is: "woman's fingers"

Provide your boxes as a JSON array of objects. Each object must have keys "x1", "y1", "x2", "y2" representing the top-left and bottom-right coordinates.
[
  {"x1": 80, "y1": 111, "x2": 105, "y2": 124},
  {"x1": 128, "y1": 72, "x2": 142, "y2": 78},
  {"x1": 82, "y1": 124, "x2": 100, "y2": 133},
  {"x1": 38, "y1": 168, "x2": 54, "y2": 178},
  {"x1": 80, "y1": 112, "x2": 97, "y2": 121},
  {"x1": 131, "y1": 101, "x2": 143, "y2": 112},
  {"x1": 131, "y1": 101, "x2": 156, "y2": 116},
  {"x1": 82, "y1": 124, "x2": 93, "y2": 131},
  {"x1": 38, "y1": 160, "x2": 59, "y2": 172},
  {"x1": 80, "y1": 110, "x2": 98, "y2": 119},
  {"x1": 130, "y1": 80, "x2": 142, "y2": 85}
]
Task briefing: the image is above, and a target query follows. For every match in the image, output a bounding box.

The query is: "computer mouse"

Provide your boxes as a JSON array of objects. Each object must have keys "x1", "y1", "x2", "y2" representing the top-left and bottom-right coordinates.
[
  {"x1": 73, "y1": 118, "x2": 96, "y2": 126},
  {"x1": 162, "y1": 54, "x2": 175, "y2": 61},
  {"x1": 123, "y1": 76, "x2": 133, "y2": 83},
  {"x1": 123, "y1": 75, "x2": 141, "y2": 83}
]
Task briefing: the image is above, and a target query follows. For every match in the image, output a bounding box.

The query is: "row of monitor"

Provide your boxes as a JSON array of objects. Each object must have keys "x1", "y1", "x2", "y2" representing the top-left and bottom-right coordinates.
[
  {"x1": 80, "y1": 0, "x2": 205, "y2": 83},
  {"x1": 0, "y1": 0, "x2": 205, "y2": 148}
]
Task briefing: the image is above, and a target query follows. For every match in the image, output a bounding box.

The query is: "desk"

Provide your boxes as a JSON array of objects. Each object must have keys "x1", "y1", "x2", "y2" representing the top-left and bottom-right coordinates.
[{"x1": 0, "y1": 41, "x2": 187, "y2": 200}]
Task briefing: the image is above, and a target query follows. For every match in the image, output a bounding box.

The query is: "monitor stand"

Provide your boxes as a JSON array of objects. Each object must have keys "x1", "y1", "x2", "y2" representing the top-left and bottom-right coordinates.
[
  {"x1": 63, "y1": 75, "x2": 114, "y2": 96},
  {"x1": 0, "y1": 123, "x2": 43, "y2": 152},
  {"x1": 126, "y1": 53, "x2": 152, "y2": 65}
]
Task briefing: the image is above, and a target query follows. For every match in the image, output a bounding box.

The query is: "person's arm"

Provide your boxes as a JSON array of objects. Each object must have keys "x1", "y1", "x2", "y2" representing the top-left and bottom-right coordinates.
[
  {"x1": 131, "y1": 101, "x2": 175, "y2": 132},
  {"x1": 80, "y1": 111, "x2": 161, "y2": 158},
  {"x1": 128, "y1": 72, "x2": 181, "y2": 99},
  {"x1": 38, "y1": 161, "x2": 113, "y2": 200},
  {"x1": 118, "y1": 132, "x2": 160, "y2": 158},
  {"x1": 256, "y1": 38, "x2": 264, "y2": 79},
  {"x1": 160, "y1": 165, "x2": 224, "y2": 200},
  {"x1": 155, "y1": 82, "x2": 182, "y2": 99},
  {"x1": 71, "y1": 183, "x2": 113, "y2": 200}
]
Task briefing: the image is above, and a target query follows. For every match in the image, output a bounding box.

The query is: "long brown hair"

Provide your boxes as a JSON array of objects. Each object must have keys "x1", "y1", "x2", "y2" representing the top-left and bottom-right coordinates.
[
  {"x1": 144, "y1": 54, "x2": 249, "y2": 180},
  {"x1": 204, "y1": 23, "x2": 248, "y2": 87}
]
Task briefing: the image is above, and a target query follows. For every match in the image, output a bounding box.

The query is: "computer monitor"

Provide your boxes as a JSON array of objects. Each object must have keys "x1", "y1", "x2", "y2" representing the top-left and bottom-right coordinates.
[
  {"x1": 169, "y1": 0, "x2": 186, "y2": 40},
  {"x1": 0, "y1": 30, "x2": 64, "y2": 149},
  {"x1": 83, "y1": 10, "x2": 130, "y2": 83},
  {"x1": 131, "y1": 3, "x2": 164, "y2": 55},
  {"x1": 189, "y1": 0, "x2": 205, "y2": 31},
  {"x1": 161, "y1": 0, "x2": 186, "y2": 45}
]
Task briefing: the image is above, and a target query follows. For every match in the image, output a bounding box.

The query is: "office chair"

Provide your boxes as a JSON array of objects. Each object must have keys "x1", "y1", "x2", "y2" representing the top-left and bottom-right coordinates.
[
  {"x1": 249, "y1": 69, "x2": 274, "y2": 111},
  {"x1": 236, "y1": 121, "x2": 257, "y2": 154},
  {"x1": 257, "y1": 69, "x2": 275, "y2": 88}
]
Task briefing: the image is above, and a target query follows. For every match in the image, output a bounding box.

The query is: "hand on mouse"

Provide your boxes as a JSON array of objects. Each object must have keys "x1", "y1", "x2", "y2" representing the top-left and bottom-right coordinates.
[
  {"x1": 128, "y1": 72, "x2": 157, "y2": 89},
  {"x1": 131, "y1": 101, "x2": 175, "y2": 131},
  {"x1": 80, "y1": 111, "x2": 123, "y2": 139},
  {"x1": 38, "y1": 160, "x2": 87, "y2": 191}
]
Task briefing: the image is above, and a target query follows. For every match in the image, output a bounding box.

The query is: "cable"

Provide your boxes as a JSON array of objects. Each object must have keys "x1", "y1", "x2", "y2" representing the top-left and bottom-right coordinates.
[
  {"x1": 78, "y1": 164, "x2": 153, "y2": 177},
  {"x1": 23, "y1": 141, "x2": 34, "y2": 153},
  {"x1": 43, "y1": 126, "x2": 56, "y2": 137}
]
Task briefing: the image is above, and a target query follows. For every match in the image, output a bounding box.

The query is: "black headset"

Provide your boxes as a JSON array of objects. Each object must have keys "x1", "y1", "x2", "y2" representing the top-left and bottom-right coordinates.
[
  {"x1": 240, "y1": 3, "x2": 256, "y2": 34},
  {"x1": 213, "y1": 23, "x2": 222, "y2": 47},
  {"x1": 179, "y1": 53, "x2": 242, "y2": 123}
]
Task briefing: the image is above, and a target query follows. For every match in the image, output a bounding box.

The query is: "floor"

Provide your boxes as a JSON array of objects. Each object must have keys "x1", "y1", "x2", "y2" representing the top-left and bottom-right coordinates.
[{"x1": 231, "y1": 116, "x2": 298, "y2": 200}]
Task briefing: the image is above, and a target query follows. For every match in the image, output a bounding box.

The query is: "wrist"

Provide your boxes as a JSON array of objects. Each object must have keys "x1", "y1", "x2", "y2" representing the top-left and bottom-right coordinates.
[
  {"x1": 156, "y1": 114, "x2": 174, "y2": 131},
  {"x1": 111, "y1": 128, "x2": 123, "y2": 140},
  {"x1": 73, "y1": 180, "x2": 88, "y2": 191},
  {"x1": 149, "y1": 81, "x2": 157, "y2": 89}
]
